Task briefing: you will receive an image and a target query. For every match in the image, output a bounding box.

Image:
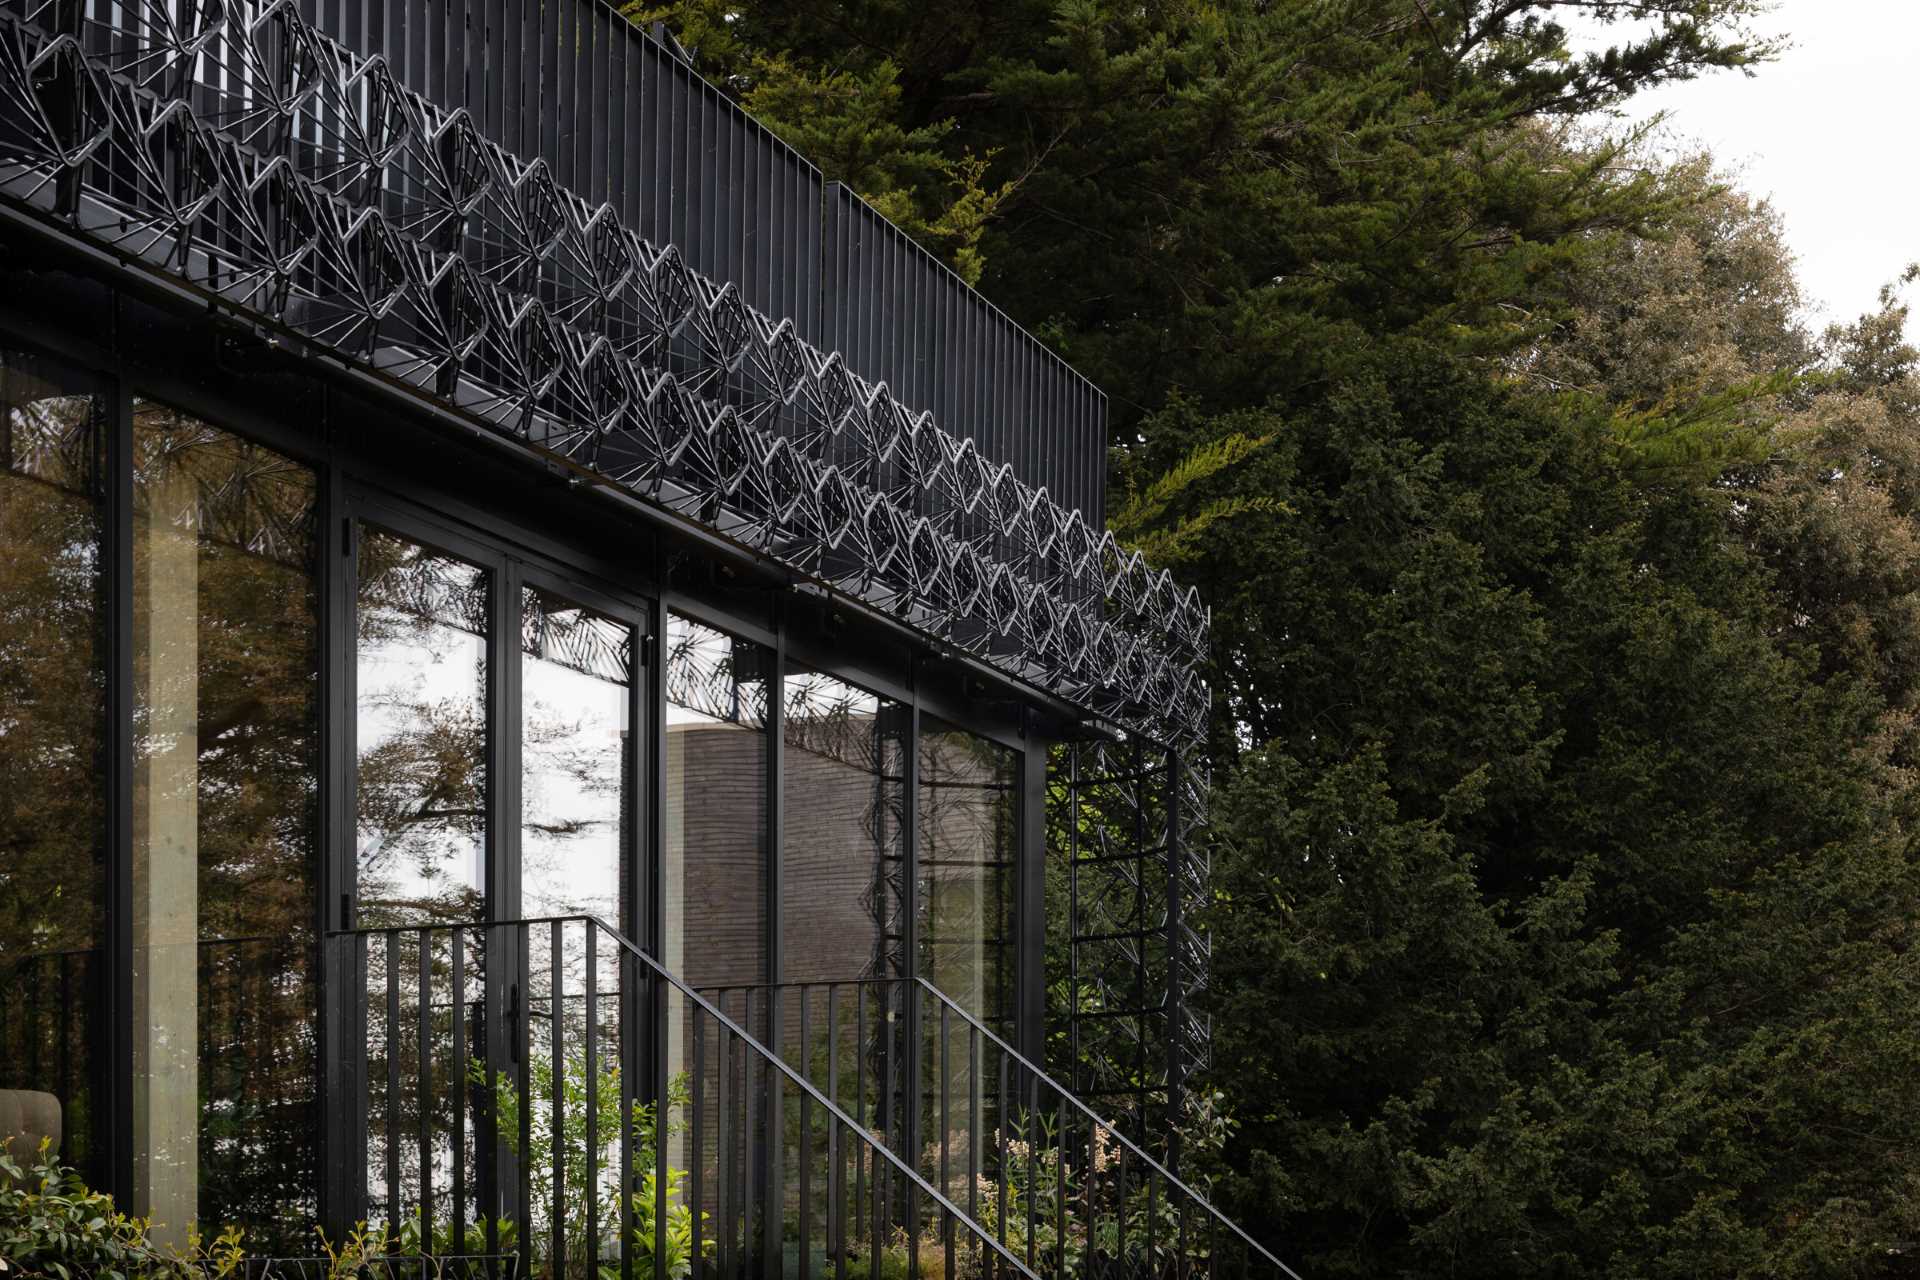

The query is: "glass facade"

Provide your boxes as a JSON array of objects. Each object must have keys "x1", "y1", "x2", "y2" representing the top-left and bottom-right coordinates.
[
  {"x1": 0, "y1": 351, "x2": 104, "y2": 1185},
  {"x1": 0, "y1": 358, "x2": 1041, "y2": 1251},
  {"x1": 661, "y1": 616, "x2": 769, "y2": 1245},
  {"x1": 129, "y1": 401, "x2": 319, "y2": 1250},
  {"x1": 520, "y1": 587, "x2": 633, "y2": 926},
  {"x1": 917, "y1": 717, "x2": 1018, "y2": 1036},
  {"x1": 780, "y1": 667, "x2": 909, "y2": 988},
  {"x1": 354, "y1": 530, "x2": 490, "y2": 925},
  {"x1": 663, "y1": 615, "x2": 768, "y2": 994}
]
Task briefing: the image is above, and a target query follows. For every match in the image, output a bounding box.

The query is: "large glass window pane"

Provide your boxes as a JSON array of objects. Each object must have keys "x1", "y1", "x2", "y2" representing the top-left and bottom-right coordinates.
[
  {"x1": 521, "y1": 587, "x2": 632, "y2": 926},
  {"x1": 664, "y1": 616, "x2": 769, "y2": 1268},
  {"x1": 355, "y1": 529, "x2": 489, "y2": 925},
  {"x1": 776, "y1": 667, "x2": 908, "y2": 1249},
  {"x1": 780, "y1": 669, "x2": 907, "y2": 988},
  {"x1": 130, "y1": 401, "x2": 319, "y2": 1251},
  {"x1": 0, "y1": 353, "x2": 104, "y2": 1185},
  {"x1": 664, "y1": 615, "x2": 767, "y2": 993},
  {"x1": 916, "y1": 719, "x2": 1018, "y2": 1037},
  {"x1": 355, "y1": 530, "x2": 496, "y2": 1249},
  {"x1": 519, "y1": 587, "x2": 634, "y2": 1279}
]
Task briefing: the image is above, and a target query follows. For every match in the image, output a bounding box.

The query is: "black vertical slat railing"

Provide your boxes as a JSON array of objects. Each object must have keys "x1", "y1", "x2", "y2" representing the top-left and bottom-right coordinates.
[
  {"x1": 701, "y1": 978, "x2": 1303, "y2": 1280},
  {"x1": 330, "y1": 917, "x2": 1039, "y2": 1280},
  {"x1": 280, "y1": 0, "x2": 1106, "y2": 518}
]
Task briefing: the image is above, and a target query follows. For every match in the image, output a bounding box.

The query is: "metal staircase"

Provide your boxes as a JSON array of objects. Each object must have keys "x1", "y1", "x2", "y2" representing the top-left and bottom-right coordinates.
[
  {"x1": 699, "y1": 976, "x2": 1302, "y2": 1280},
  {"x1": 325, "y1": 914, "x2": 1299, "y2": 1278},
  {"x1": 327, "y1": 915, "x2": 1042, "y2": 1279}
]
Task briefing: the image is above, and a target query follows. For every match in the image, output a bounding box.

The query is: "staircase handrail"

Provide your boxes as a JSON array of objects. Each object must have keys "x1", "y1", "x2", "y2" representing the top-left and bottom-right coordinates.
[
  {"x1": 701, "y1": 974, "x2": 1303, "y2": 1280},
  {"x1": 329, "y1": 913, "x2": 1044, "y2": 1280}
]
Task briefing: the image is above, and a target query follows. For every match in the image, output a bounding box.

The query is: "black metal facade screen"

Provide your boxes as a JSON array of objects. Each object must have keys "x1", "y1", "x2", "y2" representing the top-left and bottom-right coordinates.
[
  {"x1": 1051, "y1": 741, "x2": 1211, "y2": 1134},
  {"x1": 0, "y1": 0, "x2": 1213, "y2": 1129}
]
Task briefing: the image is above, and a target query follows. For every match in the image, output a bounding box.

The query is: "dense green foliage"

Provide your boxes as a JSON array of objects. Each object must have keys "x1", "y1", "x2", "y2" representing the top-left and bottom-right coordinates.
[
  {"x1": 0, "y1": 1140, "x2": 245, "y2": 1279},
  {"x1": 632, "y1": 2, "x2": 1920, "y2": 1274}
]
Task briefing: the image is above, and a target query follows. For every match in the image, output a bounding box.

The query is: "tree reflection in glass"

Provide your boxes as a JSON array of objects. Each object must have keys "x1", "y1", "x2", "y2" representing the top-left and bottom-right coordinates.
[
  {"x1": 129, "y1": 401, "x2": 319, "y2": 1252},
  {"x1": 0, "y1": 353, "x2": 104, "y2": 1187},
  {"x1": 354, "y1": 530, "x2": 489, "y2": 925},
  {"x1": 520, "y1": 587, "x2": 631, "y2": 927}
]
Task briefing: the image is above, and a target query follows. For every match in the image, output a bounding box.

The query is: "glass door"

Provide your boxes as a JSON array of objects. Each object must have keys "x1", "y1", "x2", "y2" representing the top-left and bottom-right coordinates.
[
  {"x1": 513, "y1": 578, "x2": 641, "y2": 1277},
  {"x1": 348, "y1": 519, "x2": 645, "y2": 929},
  {"x1": 353, "y1": 525, "x2": 494, "y2": 927},
  {"x1": 516, "y1": 580, "x2": 637, "y2": 931},
  {"x1": 344, "y1": 506, "x2": 647, "y2": 1265}
]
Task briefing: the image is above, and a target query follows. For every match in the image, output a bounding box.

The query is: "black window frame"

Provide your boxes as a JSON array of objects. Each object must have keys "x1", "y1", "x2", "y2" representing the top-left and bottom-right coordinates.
[{"x1": 0, "y1": 294, "x2": 1053, "y2": 1235}]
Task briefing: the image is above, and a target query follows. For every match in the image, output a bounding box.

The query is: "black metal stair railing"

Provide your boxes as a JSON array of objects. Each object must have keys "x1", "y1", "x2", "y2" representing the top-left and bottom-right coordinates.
[
  {"x1": 700, "y1": 979, "x2": 1301, "y2": 1280},
  {"x1": 327, "y1": 915, "x2": 1042, "y2": 1280}
]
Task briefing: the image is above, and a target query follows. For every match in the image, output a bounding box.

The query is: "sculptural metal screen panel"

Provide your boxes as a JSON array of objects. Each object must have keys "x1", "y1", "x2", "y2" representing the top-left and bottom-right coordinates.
[
  {"x1": 0, "y1": 0, "x2": 1206, "y2": 752},
  {"x1": 287, "y1": 0, "x2": 1105, "y2": 519},
  {"x1": 1050, "y1": 738, "x2": 1211, "y2": 1141}
]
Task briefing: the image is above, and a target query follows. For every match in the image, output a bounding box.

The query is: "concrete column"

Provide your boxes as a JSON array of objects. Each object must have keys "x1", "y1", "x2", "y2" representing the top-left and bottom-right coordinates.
[{"x1": 131, "y1": 461, "x2": 199, "y2": 1248}]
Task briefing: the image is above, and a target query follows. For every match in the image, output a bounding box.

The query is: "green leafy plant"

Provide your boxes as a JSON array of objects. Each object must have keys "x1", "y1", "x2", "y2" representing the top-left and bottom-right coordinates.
[
  {"x1": 312, "y1": 1220, "x2": 387, "y2": 1280},
  {"x1": 476, "y1": 1055, "x2": 711, "y2": 1279},
  {"x1": 906, "y1": 1094, "x2": 1237, "y2": 1280},
  {"x1": 386, "y1": 1206, "x2": 519, "y2": 1259},
  {"x1": 314, "y1": 1211, "x2": 524, "y2": 1279},
  {"x1": 1108, "y1": 431, "x2": 1287, "y2": 567},
  {"x1": 0, "y1": 1138, "x2": 246, "y2": 1280}
]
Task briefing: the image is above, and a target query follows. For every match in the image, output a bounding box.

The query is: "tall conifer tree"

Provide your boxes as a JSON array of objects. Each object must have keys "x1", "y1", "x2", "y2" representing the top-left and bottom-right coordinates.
[{"x1": 629, "y1": 4, "x2": 1920, "y2": 1273}]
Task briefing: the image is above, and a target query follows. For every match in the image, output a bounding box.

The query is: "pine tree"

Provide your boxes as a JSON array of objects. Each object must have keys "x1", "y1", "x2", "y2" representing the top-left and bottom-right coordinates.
[{"x1": 623, "y1": 4, "x2": 1920, "y2": 1275}]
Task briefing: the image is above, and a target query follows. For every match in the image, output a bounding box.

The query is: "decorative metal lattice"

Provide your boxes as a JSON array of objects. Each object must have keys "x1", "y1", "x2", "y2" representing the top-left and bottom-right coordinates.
[
  {"x1": 1170, "y1": 750, "x2": 1211, "y2": 1101},
  {"x1": 663, "y1": 614, "x2": 769, "y2": 729},
  {"x1": 1051, "y1": 736, "x2": 1210, "y2": 1149},
  {"x1": 0, "y1": 0, "x2": 1209, "y2": 751},
  {"x1": 2, "y1": 376, "x2": 93, "y2": 491},
  {"x1": 355, "y1": 532, "x2": 490, "y2": 638},
  {"x1": 521, "y1": 587, "x2": 630, "y2": 684},
  {"x1": 134, "y1": 407, "x2": 319, "y2": 566}
]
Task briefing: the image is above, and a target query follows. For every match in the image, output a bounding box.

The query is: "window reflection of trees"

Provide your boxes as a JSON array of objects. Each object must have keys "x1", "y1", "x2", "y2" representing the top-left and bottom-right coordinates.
[
  {"x1": 354, "y1": 532, "x2": 490, "y2": 925},
  {"x1": 129, "y1": 400, "x2": 320, "y2": 1252},
  {"x1": 520, "y1": 586, "x2": 631, "y2": 924},
  {"x1": 0, "y1": 355, "x2": 105, "y2": 1187}
]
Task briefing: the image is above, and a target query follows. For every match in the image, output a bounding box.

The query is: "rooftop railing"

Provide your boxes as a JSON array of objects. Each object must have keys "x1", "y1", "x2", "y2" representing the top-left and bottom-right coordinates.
[{"x1": 289, "y1": 0, "x2": 1108, "y2": 520}]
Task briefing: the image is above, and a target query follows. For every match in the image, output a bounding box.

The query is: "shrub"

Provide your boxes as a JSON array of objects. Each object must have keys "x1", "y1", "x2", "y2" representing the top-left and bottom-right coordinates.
[{"x1": 0, "y1": 1139, "x2": 244, "y2": 1280}]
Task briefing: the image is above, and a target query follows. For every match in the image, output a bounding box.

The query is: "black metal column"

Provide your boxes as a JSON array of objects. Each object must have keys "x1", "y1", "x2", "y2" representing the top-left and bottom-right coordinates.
[
  {"x1": 1016, "y1": 724, "x2": 1048, "y2": 1067},
  {"x1": 102, "y1": 347, "x2": 132, "y2": 1207},
  {"x1": 318, "y1": 416, "x2": 360, "y2": 1235},
  {"x1": 762, "y1": 600, "x2": 786, "y2": 1269}
]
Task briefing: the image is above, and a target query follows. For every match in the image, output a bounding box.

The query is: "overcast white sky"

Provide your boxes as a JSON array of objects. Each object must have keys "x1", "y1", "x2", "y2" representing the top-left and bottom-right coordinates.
[{"x1": 1574, "y1": 2, "x2": 1918, "y2": 339}]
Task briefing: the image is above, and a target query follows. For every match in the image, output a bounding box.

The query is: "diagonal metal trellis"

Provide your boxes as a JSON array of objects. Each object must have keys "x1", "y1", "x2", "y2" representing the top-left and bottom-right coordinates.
[
  {"x1": 1050, "y1": 739, "x2": 1211, "y2": 1152},
  {"x1": 0, "y1": 0, "x2": 1208, "y2": 753}
]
